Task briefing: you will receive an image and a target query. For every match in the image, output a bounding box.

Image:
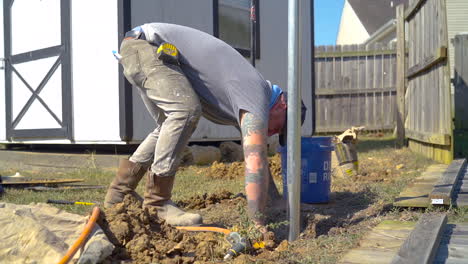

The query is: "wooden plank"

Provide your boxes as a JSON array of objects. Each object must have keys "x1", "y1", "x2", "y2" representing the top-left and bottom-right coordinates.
[
  {"x1": 339, "y1": 221, "x2": 416, "y2": 264},
  {"x1": 441, "y1": 236, "x2": 468, "y2": 245},
  {"x1": 407, "y1": 46, "x2": 447, "y2": 79},
  {"x1": 456, "y1": 179, "x2": 468, "y2": 188},
  {"x1": 341, "y1": 44, "x2": 351, "y2": 129},
  {"x1": 349, "y1": 44, "x2": 358, "y2": 128},
  {"x1": 358, "y1": 44, "x2": 367, "y2": 128},
  {"x1": 324, "y1": 45, "x2": 335, "y2": 129},
  {"x1": 441, "y1": 223, "x2": 468, "y2": 233},
  {"x1": 454, "y1": 193, "x2": 468, "y2": 207},
  {"x1": 405, "y1": 0, "x2": 426, "y2": 21},
  {"x1": 394, "y1": 196, "x2": 430, "y2": 208},
  {"x1": 449, "y1": 230, "x2": 468, "y2": 237},
  {"x1": 396, "y1": 4, "x2": 406, "y2": 147},
  {"x1": 439, "y1": 0, "x2": 453, "y2": 165},
  {"x1": 316, "y1": 45, "x2": 326, "y2": 131},
  {"x1": 391, "y1": 214, "x2": 447, "y2": 264},
  {"x1": 375, "y1": 43, "x2": 384, "y2": 129},
  {"x1": 406, "y1": 129, "x2": 451, "y2": 146},
  {"x1": 2, "y1": 178, "x2": 84, "y2": 187},
  {"x1": 314, "y1": 124, "x2": 395, "y2": 134},
  {"x1": 383, "y1": 43, "x2": 393, "y2": 127},
  {"x1": 435, "y1": 244, "x2": 468, "y2": 263},
  {"x1": 430, "y1": 159, "x2": 467, "y2": 205},
  {"x1": 374, "y1": 220, "x2": 417, "y2": 231},
  {"x1": 315, "y1": 87, "x2": 396, "y2": 96},
  {"x1": 315, "y1": 49, "x2": 396, "y2": 58},
  {"x1": 435, "y1": 259, "x2": 468, "y2": 264},
  {"x1": 395, "y1": 164, "x2": 448, "y2": 208},
  {"x1": 341, "y1": 249, "x2": 397, "y2": 264}
]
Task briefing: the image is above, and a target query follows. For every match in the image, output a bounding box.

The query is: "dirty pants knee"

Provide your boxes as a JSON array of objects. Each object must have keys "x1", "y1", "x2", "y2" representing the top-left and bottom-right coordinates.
[{"x1": 119, "y1": 39, "x2": 201, "y2": 176}]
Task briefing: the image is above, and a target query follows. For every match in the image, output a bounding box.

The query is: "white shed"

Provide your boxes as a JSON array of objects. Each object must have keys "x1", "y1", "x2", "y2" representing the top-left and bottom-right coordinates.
[{"x1": 0, "y1": 0, "x2": 314, "y2": 145}]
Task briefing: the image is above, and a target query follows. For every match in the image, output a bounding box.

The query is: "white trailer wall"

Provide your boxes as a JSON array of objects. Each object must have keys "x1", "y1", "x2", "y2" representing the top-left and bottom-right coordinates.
[
  {"x1": 71, "y1": 0, "x2": 121, "y2": 143},
  {"x1": 0, "y1": 1, "x2": 5, "y2": 141}
]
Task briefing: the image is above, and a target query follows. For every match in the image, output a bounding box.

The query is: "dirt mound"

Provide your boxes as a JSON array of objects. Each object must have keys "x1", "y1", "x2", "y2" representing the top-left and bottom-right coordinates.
[
  {"x1": 203, "y1": 154, "x2": 283, "y2": 181},
  {"x1": 205, "y1": 161, "x2": 244, "y2": 179},
  {"x1": 177, "y1": 190, "x2": 235, "y2": 209},
  {"x1": 99, "y1": 195, "x2": 229, "y2": 263}
]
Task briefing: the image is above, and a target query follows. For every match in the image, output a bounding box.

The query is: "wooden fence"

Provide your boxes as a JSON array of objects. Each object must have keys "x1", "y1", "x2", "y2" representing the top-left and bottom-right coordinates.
[
  {"x1": 401, "y1": 0, "x2": 453, "y2": 164},
  {"x1": 314, "y1": 43, "x2": 397, "y2": 133}
]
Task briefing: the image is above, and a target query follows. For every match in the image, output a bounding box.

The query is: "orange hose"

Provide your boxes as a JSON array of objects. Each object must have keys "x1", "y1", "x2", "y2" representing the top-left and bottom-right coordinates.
[
  {"x1": 175, "y1": 226, "x2": 231, "y2": 235},
  {"x1": 58, "y1": 207, "x2": 100, "y2": 264}
]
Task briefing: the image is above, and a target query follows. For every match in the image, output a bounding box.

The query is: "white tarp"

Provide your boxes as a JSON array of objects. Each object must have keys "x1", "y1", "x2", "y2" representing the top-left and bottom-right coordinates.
[{"x1": 0, "y1": 203, "x2": 113, "y2": 264}]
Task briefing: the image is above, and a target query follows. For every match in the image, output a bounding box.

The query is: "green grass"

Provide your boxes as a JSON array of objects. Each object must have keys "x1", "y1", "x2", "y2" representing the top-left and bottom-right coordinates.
[
  {"x1": 0, "y1": 166, "x2": 245, "y2": 215},
  {"x1": 170, "y1": 167, "x2": 244, "y2": 201},
  {"x1": 0, "y1": 168, "x2": 113, "y2": 215},
  {"x1": 357, "y1": 135, "x2": 398, "y2": 153}
]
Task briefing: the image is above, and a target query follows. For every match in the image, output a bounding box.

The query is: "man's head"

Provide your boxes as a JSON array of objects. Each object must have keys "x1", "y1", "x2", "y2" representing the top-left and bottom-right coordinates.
[{"x1": 267, "y1": 90, "x2": 307, "y2": 146}]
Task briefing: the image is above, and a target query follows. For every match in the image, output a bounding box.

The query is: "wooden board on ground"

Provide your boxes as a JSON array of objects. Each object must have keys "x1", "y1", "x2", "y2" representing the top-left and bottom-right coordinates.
[
  {"x1": 2, "y1": 179, "x2": 84, "y2": 188},
  {"x1": 339, "y1": 221, "x2": 416, "y2": 264},
  {"x1": 391, "y1": 214, "x2": 447, "y2": 264},
  {"x1": 430, "y1": 159, "x2": 467, "y2": 205},
  {"x1": 394, "y1": 164, "x2": 448, "y2": 208},
  {"x1": 24, "y1": 185, "x2": 105, "y2": 191},
  {"x1": 434, "y1": 223, "x2": 468, "y2": 264},
  {"x1": 453, "y1": 169, "x2": 468, "y2": 207}
]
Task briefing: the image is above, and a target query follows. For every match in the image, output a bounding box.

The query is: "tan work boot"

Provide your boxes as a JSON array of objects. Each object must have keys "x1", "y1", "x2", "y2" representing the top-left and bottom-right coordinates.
[
  {"x1": 104, "y1": 159, "x2": 147, "y2": 208},
  {"x1": 144, "y1": 172, "x2": 202, "y2": 226}
]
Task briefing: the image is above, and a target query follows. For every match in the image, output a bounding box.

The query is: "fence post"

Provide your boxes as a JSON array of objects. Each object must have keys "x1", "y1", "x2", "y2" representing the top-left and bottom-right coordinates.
[{"x1": 396, "y1": 4, "x2": 406, "y2": 147}]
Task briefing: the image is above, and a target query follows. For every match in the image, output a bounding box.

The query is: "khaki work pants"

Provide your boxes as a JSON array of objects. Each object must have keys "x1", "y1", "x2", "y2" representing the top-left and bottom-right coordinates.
[{"x1": 119, "y1": 39, "x2": 201, "y2": 177}]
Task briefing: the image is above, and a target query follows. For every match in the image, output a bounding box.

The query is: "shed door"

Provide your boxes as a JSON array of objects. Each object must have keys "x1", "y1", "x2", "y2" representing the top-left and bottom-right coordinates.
[{"x1": 3, "y1": 0, "x2": 72, "y2": 140}]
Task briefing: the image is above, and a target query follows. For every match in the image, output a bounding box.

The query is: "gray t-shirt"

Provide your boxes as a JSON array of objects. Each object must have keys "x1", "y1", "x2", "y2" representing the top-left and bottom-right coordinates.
[{"x1": 140, "y1": 23, "x2": 271, "y2": 127}]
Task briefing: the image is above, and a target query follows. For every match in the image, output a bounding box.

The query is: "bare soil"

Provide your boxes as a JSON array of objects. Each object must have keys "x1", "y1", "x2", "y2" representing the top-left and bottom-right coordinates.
[
  {"x1": 99, "y1": 195, "x2": 231, "y2": 264},
  {"x1": 99, "y1": 144, "x2": 433, "y2": 263}
]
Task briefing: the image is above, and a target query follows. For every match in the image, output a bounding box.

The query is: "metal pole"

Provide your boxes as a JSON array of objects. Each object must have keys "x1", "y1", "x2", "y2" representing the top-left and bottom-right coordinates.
[
  {"x1": 287, "y1": 0, "x2": 301, "y2": 241},
  {"x1": 250, "y1": 0, "x2": 257, "y2": 67}
]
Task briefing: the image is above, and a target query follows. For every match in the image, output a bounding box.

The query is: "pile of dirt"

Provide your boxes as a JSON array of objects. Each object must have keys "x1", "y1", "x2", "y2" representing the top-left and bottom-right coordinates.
[
  {"x1": 205, "y1": 161, "x2": 244, "y2": 179},
  {"x1": 177, "y1": 190, "x2": 235, "y2": 209},
  {"x1": 99, "y1": 195, "x2": 230, "y2": 263},
  {"x1": 202, "y1": 154, "x2": 283, "y2": 181}
]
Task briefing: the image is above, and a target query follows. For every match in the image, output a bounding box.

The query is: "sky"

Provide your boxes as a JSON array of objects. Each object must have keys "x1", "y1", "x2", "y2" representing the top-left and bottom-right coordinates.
[{"x1": 314, "y1": 0, "x2": 345, "y2": 45}]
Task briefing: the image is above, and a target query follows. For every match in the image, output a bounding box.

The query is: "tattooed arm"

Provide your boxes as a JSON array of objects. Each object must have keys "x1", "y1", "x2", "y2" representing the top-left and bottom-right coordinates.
[{"x1": 240, "y1": 110, "x2": 270, "y2": 226}]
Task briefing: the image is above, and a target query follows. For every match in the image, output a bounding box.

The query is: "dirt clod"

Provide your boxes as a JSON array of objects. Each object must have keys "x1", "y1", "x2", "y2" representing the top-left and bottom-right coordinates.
[
  {"x1": 177, "y1": 190, "x2": 234, "y2": 209},
  {"x1": 202, "y1": 154, "x2": 282, "y2": 181}
]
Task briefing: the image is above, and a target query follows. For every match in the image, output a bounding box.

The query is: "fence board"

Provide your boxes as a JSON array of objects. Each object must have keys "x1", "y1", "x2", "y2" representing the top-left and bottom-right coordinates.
[
  {"x1": 396, "y1": 5, "x2": 406, "y2": 146},
  {"x1": 314, "y1": 43, "x2": 397, "y2": 133},
  {"x1": 405, "y1": 0, "x2": 453, "y2": 164}
]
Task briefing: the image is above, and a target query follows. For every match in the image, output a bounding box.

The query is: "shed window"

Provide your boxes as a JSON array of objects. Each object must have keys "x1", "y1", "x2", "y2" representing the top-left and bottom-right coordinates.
[{"x1": 213, "y1": 0, "x2": 260, "y2": 58}]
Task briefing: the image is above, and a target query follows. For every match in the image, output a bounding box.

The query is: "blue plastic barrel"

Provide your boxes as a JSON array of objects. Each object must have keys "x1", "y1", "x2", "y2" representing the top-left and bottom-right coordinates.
[{"x1": 280, "y1": 137, "x2": 333, "y2": 203}]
